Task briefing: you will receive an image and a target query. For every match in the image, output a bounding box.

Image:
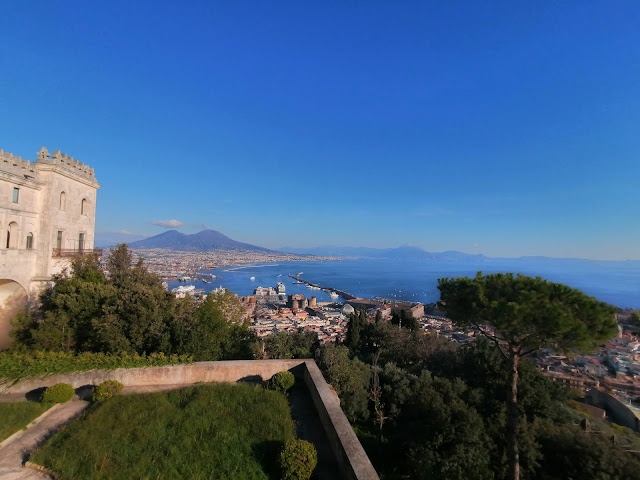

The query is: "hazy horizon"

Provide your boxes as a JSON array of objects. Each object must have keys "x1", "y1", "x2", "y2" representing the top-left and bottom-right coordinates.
[{"x1": 95, "y1": 228, "x2": 640, "y2": 262}]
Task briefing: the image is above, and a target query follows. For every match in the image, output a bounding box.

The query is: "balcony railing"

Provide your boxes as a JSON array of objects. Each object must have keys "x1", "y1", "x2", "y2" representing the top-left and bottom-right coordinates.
[{"x1": 52, "y1": 248, "x2": 103, "y2": 258}]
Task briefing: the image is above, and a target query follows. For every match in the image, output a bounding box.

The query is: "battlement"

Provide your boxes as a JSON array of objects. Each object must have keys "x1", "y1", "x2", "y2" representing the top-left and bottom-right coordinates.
[
  {"x1": 0, "y1": 149, "x2": 38, "y2": 177},
  {"x1": 35, "y1": 147, "x2": 97, "y2": 181}
]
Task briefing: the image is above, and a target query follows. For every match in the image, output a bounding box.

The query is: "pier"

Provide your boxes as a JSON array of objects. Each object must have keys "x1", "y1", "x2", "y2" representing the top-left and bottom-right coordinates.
[{"x1": 288, "y1": 274, "x2": 357, "y2": 300}]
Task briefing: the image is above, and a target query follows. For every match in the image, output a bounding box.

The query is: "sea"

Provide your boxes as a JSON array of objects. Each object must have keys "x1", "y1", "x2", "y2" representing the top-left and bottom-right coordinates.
[{"x1": 166, "y1": 258, "x2": 640, "y2": 309}]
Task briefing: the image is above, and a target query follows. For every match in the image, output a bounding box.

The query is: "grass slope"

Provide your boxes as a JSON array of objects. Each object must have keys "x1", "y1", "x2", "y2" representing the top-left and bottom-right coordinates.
[
  {"x1": 0, "y1": 402, "x2": 51, "y2": 442},
  {"x1": 32, "y1": 383, "x2": 295, "y2": 480}
]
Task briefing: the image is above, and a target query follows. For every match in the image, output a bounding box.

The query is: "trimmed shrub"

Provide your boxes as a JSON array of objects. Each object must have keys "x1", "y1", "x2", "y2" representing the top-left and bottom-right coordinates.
[
  {"x1": 266, "y1": 371, "x2": 295, "y2": 393},
  {"x1": 92, "y1": 380, "x2": 124, "y2": 402},
  {"x1": 280, "y1": 439, "x2": 317, "y2": 480},
  {"x1": 41, "y1": 383, "x2": 75, "y2": 403}
]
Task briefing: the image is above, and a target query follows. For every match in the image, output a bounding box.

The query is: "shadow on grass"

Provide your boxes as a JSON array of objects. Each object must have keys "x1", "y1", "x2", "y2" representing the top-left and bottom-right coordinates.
[{"x1": 252, "y1": 440, "x2": 284, "y2": 479}]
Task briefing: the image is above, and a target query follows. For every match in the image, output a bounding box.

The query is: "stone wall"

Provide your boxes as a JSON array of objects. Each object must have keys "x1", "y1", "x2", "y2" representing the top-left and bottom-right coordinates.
[
  {"x1": 1, "y1": 359, "x2": 379, "y2": 480},
  {"x1": 585, "y1": 388, "x2": 640, "y2": 432},
  {"x1": 302, "y1": 360, "x2": 380, "y2": 480},
  {"x1": 0, "y1": 360, "x2": 305, "y2": 394}
]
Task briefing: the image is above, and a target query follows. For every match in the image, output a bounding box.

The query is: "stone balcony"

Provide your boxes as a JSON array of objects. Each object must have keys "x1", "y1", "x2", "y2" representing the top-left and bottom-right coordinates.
[{"x1": 52, "y1": 248, "x2": 103, "y2": 258}]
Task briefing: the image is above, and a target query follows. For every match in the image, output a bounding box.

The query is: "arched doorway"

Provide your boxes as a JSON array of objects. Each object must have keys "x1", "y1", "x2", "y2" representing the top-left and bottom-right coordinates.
[{"x1": 0, "y1": 279, "x2": 28, "y2": 350}]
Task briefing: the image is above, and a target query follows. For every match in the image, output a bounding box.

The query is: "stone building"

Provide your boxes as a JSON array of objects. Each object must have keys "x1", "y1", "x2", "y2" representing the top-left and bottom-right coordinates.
[{"x1": 0, "y1": 146, "x2": 100, "y2": 349}]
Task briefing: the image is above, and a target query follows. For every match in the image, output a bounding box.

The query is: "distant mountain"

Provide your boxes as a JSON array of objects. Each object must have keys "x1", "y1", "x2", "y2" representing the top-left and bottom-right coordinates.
[
  {"x1": 127, "y1": 229, "x2": 272, "y2": 252},
  {"x1": 278, "y1": 245, "x2": 640, "y2": 267},
  {"x1": 278, "y1": 245, "x2": 488, "y2": 262}
]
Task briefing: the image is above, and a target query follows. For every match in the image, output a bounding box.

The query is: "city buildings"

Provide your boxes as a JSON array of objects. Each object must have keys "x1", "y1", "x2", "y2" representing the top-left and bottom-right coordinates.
[{"x1": 0, "y1": 146, "x2": 100, "y2": 348}]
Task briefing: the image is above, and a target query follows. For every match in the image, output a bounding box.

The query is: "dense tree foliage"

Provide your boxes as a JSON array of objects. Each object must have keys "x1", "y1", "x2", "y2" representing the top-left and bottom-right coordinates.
[
  {"x1": 10, "y1": 245, "x2": 255, "y2": 360},
  {"x1": 344, "y1": 309, "x2": 367, "y2": 353},
  {"x1": 438, "y1": 272, "x2": 618, "y2": 480},
  {"x1": 390, "y1": 309, "x2": 419, "y2": 331},
  {"x1": 317, "y1": 343, "x2": 371, "y2": 422},
  {"x1": 311, "y1": 275, "x2": 635, "y2": 480},
  {"x1": 258, "y1": 330, "x2": 320, "y2": 360}
]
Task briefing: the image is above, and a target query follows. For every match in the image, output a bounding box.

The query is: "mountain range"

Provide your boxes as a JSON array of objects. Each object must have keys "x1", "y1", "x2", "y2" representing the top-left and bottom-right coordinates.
[
  {"x1": 278, "y1": 245, "x2": 640, "y2": 267},
  {"x1": 104, "y1": 229, "x2": 639, "y2": 267}
]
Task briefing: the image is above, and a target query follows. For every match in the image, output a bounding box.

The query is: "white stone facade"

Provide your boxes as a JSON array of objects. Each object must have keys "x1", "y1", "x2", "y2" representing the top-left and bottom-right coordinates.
[{"x1": 0, "y1": 146, "x2": 100, "y2": 349}]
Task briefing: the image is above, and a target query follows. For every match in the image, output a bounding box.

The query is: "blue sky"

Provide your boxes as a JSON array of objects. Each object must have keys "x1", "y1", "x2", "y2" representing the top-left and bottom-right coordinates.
[{"x1": 1, "y1": 1, "x2": 638, "y2": 259}]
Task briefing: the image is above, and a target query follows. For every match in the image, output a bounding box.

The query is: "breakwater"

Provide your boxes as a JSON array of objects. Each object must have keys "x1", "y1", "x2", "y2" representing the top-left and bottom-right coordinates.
[{"x1": 289, "y1": 274, "x2": 357, "y2": 300}]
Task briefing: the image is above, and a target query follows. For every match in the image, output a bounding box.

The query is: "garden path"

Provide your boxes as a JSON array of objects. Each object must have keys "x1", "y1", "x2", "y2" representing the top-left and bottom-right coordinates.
[{"x1": 0, "y1": 400, "x2": 88, "y2": 477}]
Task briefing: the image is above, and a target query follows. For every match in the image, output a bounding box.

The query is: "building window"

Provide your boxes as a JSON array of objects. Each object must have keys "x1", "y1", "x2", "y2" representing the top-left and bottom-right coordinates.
[
  {"x1": 78, "y1": 233, "x2": 85, "y2": 251},
  {"x1": 7, "y1": 222, "x2": 17, "y2": 249},
  {"x1": 12, "y1": 187, "x2": 19, "y2": 203},
  {"x1": 26, "y1": 232, "x2": 33, "y2": 249},
  {"x1": 60, "y1": 191, "x2": 66, "y2": 211},
  {"x1": 81, "y1": 198, "x2": 87, "y2": 215},
  {"x1": 56, "y1": 231, "x2": 63, "y2": 250}
]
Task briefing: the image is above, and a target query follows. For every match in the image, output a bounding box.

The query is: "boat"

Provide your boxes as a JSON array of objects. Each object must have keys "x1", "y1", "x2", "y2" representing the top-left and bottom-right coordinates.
[
  {"x1": 329, "y1": 291, "x2": 339, "y2": 299},
  {"x1": 202, "y1": 279, "x2": 211, "y2": 284},
  {"x1": 172, "y1": 285, "x2": 196, "y2": 294},
  {"x1": 250, "y1": 276, "x2": 256, "y2": 280}
]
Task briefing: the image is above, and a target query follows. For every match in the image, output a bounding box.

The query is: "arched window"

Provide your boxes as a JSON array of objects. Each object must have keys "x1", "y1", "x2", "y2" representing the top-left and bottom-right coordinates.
[
  {"x1": 60, "y1": 191, "x2": 66, "y2": 211},
  {"x1": 7, "y1": 222, "x2": 17, "y2": 249},
  {"x1": 26, "y1": 232, "x2": 33, "y2": 249},
  {"x1": 81, "y1": 198, "x2": 87, "y2": 215}
]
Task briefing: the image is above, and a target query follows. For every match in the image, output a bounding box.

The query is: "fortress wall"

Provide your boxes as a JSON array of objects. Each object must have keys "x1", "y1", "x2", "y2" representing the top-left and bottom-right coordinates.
[{"x1": 1, "y1": 359, "x2": 379, "y2": 480}]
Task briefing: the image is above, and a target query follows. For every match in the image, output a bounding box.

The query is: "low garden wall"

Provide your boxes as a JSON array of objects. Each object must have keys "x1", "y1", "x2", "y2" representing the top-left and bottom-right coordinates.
[{"x1": 0, "y1": 359, "x2": 379, "y2": 480}]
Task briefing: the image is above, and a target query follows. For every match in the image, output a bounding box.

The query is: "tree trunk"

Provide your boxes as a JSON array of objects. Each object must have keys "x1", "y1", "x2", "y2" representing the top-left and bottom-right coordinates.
[{"x1": 507, "y1": 353, "x2": 520, "y2": 480}]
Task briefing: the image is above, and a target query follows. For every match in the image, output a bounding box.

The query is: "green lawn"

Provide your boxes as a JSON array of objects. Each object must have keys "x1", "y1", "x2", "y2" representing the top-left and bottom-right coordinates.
[
  {"x1": 0, "y1": 402, "x2": 51, "y2": 443},
  {"x1": 31, "y1": 383, "x2": 295, "y2": 480}
]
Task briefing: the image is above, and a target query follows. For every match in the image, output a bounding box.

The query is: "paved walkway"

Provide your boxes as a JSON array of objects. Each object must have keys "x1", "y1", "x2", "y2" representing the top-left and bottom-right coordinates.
[
  {"x1": 0, "y1": 467, "x2": 51, "y2": 479},
  {"x1": 0, "y1": 400, "x2": 88, "y2": 479}
]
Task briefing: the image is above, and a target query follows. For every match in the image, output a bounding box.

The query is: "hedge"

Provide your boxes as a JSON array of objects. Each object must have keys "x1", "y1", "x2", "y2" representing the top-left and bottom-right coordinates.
[{"x1": 0, "y1": 351, "x2": 193, "y2": 382}]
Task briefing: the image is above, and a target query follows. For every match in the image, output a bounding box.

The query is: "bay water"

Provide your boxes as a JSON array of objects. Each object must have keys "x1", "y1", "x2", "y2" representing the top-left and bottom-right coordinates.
[{"x1": 167, "y1": 258, "x2": 640, "y2": 309}]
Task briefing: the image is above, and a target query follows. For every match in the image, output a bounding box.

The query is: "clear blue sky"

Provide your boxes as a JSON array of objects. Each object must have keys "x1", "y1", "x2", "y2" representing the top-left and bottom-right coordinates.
[{"x1": 1, "y1": 1, "x2": 638, "y2": 259}]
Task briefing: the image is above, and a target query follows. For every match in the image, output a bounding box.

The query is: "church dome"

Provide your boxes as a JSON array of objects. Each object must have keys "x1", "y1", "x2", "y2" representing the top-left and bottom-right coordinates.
[{"x1": 342, "y1": 304, "x2": 355, "y2": 315}]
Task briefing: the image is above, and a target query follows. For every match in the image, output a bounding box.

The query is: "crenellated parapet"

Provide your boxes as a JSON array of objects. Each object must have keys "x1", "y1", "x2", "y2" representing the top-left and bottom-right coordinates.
[
  {"x1": 0, "y1": 149, "x2": 38, "y2": 177},
  {"x1": 35, "y1": 147, "x2": 97, "y2": 182}
]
